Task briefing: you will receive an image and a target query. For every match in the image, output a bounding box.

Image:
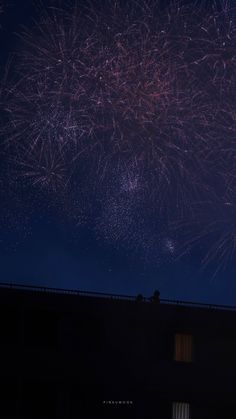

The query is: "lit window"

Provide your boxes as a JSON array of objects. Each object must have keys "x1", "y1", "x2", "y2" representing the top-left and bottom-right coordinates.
[
  {"x1": 172, "y1": 402, "x2": 190, "y2": 419},
  {"x1": 174, "y1": 333, "x2": 192, "y2": 362}
]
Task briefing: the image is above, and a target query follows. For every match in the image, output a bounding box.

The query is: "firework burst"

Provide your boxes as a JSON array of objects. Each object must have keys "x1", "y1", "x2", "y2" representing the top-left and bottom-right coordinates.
[{"x1": 1, "y1": 0, "x2": 236, "y2": 271}]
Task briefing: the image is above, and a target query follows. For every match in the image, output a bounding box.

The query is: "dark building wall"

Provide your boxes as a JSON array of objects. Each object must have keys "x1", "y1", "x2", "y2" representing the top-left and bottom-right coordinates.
[{"x1": 0, "y1": 286, "x2": 236, "y2": 418}]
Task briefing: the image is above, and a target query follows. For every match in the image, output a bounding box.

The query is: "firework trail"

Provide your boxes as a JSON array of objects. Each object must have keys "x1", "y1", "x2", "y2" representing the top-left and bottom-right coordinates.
[
  {"x1": 1, "y1": 0, "x2": 236, "y2": 271},
  {"x1": 174, "y1": 191, "x2": 236, "y2": 277},
  {"x1": 1, "y1": 2, "x2": 207, "y2": 192}
]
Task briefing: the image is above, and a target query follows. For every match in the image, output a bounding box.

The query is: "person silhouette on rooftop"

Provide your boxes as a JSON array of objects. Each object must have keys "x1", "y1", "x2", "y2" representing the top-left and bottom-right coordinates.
[
  {"x1": 136, "y1": 293, "x2": 144, "y2": 302},
  {"x1": 150, "y1": 290, "x2": 160, "y2": 303}
]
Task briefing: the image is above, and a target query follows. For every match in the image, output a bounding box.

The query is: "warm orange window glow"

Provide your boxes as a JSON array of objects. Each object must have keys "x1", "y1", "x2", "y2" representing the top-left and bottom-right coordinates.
[{"x1": 174, "y1": 334, "x2": 192, "y2": 362}]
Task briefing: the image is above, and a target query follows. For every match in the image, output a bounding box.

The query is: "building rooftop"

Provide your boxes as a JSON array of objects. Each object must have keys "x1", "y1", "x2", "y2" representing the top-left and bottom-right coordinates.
[{"x1": 0, "y1": 281, "x2": 235, "y2": 312}]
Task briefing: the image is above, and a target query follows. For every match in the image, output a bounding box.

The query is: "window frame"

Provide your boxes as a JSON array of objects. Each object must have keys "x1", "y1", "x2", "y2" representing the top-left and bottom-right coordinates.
[
  {"x1": 174, "y1": 333, "x2": 193, "y2": 363},
  {"x1": 172, "y1": 401, "x2": 191, "y2": 419}
]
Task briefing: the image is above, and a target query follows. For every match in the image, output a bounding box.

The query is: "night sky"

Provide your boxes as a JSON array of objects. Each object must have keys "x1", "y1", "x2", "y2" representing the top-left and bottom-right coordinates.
[{"x1": 1, "y1": 0, "x2": 236, "y2": 305}]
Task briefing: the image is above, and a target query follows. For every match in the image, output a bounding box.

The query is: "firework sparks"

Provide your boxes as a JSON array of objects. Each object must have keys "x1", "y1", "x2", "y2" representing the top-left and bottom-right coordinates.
[{"x1": 1, "y1": 0, "x2": 236, "y2": 272}]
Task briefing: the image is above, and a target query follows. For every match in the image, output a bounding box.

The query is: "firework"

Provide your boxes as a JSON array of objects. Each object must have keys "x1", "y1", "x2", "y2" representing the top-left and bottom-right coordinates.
[
  {"x1": 1, "y1": 0, "x2": 236, "y2": 271},
  {"x1": 1, "y1": 2, "x2": 207, "y2": 193}
]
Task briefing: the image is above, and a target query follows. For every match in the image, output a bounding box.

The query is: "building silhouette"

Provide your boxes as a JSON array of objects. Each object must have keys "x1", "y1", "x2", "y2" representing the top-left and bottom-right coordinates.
[{"x1": 0, "y1": 282, "x2": 236, "y2": 418}]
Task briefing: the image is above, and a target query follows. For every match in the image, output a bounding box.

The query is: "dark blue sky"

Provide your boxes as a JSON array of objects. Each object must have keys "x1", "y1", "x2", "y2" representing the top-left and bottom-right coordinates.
[{"x1": 1, "y1": 0, "x2": 236, "y2": 305}]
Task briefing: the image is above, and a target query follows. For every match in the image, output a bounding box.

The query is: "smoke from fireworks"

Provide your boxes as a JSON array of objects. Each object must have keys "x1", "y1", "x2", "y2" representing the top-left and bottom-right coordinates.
[{"x1": 1, "y1": 0, "x2": 236, "y2": 272}]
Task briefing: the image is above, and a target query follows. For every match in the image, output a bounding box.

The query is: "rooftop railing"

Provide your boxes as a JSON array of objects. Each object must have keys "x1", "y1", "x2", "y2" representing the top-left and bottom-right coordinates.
[
  {"x1": 0, "y1": 282, "x2": 140, "y2": 301},
  {"x1": 0, "y1": 281, "x2": 235, "y2": 312}
]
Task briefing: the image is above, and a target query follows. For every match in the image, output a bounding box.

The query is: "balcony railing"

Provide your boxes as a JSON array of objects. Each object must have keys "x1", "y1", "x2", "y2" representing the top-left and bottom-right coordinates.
[{"x1": 0, "y1": 281, "x2": 235, "y2": 312}]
